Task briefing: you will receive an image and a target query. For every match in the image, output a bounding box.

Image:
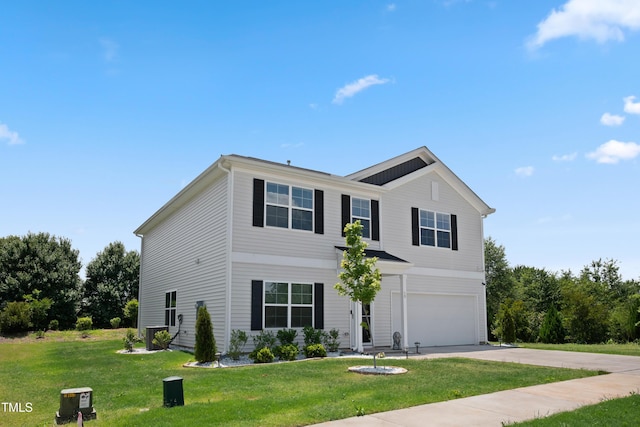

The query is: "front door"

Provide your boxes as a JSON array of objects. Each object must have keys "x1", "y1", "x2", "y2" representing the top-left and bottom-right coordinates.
[{"x1": 362, "y1": 303, "x2": 372, "y2": 345}]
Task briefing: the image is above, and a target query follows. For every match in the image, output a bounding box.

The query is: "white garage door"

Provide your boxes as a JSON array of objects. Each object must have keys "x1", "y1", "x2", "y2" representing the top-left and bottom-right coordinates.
[{"x1": 392, "y1": 293, "x2": 478, "y2": 347}]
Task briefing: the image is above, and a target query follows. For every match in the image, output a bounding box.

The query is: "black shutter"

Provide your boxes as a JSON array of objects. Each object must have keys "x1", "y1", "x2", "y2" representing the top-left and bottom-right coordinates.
[
  {"x1": 371, "y1": 200, "x2": 380, "y2": 241},
  {"x1": 341, "y1": 194, "x2": 351, "y2": 237},
  {"x1": 411, "y1": 207, "x2": 419, "y2": 246},
  {"x1": 251, "y1": 280, "x2": 263, "y2": 330},
  {"x1": 451, "y1": 214, "x2": 458, "y2": 251},
  {"x1": 314, "y1": 283, "x2": 324, "y2": 330},
  {"x1": 314, "y1": 189, "x2": 324, "y2": 235},
  {"x1": 252, "y1": 179, "x2": 265, "y2": 227}
]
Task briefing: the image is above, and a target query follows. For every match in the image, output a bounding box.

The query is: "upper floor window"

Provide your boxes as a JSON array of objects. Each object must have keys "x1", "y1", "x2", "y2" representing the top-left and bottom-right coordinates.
[
  {"x1": 266, "y1": 182, "x2": 313, "y2": 231},
  {"x1": 351, "y1": 197, "x2": 371, "y2": 238},
  {"x1": 419, "y1": 210, "x2": 451, "y2": 248}
]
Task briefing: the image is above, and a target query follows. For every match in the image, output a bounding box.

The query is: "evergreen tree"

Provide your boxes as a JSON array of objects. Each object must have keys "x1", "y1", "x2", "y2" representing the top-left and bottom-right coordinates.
[
  {"x1": 538, "y1": 305, "x2": 565, "y2": 344},
  {"x1": 194, "y1": 306, "x2": 216, "y2": 363}
]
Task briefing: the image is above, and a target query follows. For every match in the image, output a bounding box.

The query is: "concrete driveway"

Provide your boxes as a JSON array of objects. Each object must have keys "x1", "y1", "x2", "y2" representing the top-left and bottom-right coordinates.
[{"x1": 312, "y1": 345, "x2": 640, "y2": 427}]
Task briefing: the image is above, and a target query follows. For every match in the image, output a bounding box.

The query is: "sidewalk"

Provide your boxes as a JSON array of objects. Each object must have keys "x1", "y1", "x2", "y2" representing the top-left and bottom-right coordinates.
[{"x1": 311, "y1": 346, "x2": 640, "y2": 427}]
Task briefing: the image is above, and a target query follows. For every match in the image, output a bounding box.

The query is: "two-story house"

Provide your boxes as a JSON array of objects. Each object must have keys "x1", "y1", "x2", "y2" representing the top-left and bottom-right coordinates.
[{"x1": 134, "y1": 147, "x2": 495, "y2": 353}]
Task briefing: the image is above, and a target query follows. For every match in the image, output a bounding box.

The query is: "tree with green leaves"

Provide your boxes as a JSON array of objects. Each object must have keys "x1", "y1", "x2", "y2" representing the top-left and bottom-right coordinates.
[
  {"x1": 335, "y1": 220, "x2": 381, "y2": 352},
  {"x1": 124, "y1": 299, "x2": 139, "y2": 328},
  {"x1": 484, "y1": 237, "x2": 514, "y2": 339},
  {"x1": 81, "y1": 242, "x2": 140, "y2": 328},
  {"x1": 538, "y1": 305, "x2": 565, "y2": 344},
  {"x1": 195, "y1": 305, "x2": 217, "y2": 363},
  {"x1": 0, "y1": 232, "x2": 82, "y2": 329}
]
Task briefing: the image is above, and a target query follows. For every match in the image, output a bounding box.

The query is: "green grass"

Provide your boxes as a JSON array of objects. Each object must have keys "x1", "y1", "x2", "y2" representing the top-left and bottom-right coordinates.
[
  {"x1": 519, "y1": 342, "x2": 640, "y2": 357},
  {"x1": 512, "y1": 393, "x2": 640, "y2": 426},
  {"x1": 0, "y1": 333, "x2": 599, "y2": 427}
]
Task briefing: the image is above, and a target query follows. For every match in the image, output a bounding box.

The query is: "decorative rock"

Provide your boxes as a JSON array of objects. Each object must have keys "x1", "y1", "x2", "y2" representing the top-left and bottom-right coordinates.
[{"x1": 348, "y1": 365, "x2": 407, "y2": 375}]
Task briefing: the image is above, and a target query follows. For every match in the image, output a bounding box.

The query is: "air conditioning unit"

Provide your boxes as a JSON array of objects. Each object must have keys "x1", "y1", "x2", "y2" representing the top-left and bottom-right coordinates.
[
  {"x1": 146, "y1": 326, "x2": 169, "y2": 351},
  {"x1": 55, "y1": 387, "x2": 96, "y2": 424}
]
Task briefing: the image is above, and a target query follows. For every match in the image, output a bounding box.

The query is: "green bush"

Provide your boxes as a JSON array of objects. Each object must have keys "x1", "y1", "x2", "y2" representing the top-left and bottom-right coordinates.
[
  {"x1": 303, "y1": 343, "x2": 327, "y2": 358},
  {"x1": 124, "y1": 299, "x2": 138, "y2": 328},
  {"x1": 303, "y1": 326, "x2": 326, "y2": 346},
  {"x1": 252, "y1": 330, "x2": 276, "y2": 352},
  {"x1": 0, "y1": 301, "x2": 31, "y2": 334},
  {"x1": 75, "y1": 317, "x2": 93, "y2": 331},
  {"x1": 153, "y1": 330, "x2": 172, "y2": 350},
  {"x1": 195, "y1": 306, "x2": 217, "y2": 363},
  {"x1": 110, "y1": 317, "x2": 121, "y2": 329},
  {"x1": 323, "y1": 328, "x2": 341, "y2": 352},
  {"x1": 48, "y1": 319, "x2": 59, "y2": 330},
  {"x1": 123, "y1": 329, "x2": 137, "y2": 352},
  {"x1": 538, "y1": 305, "x2": 565, "y2": 344},
  {"x1": 228, "y1": 329, "x2": 248, "y2": 360},
  {"x1": 275, "y1": 343, "x2": 299, "y2": 361},
  {"x1": 277, "y1": 328, "x2": 298, "y2": 345},
  {"x1": 251, "y1": 347, "x2": 275, "y2": 363}
]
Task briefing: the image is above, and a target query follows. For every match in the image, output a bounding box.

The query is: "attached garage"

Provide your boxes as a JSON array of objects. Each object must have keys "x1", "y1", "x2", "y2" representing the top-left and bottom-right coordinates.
[{"x1": 392, "y1": 292, "x2": 478, "y2": 347}]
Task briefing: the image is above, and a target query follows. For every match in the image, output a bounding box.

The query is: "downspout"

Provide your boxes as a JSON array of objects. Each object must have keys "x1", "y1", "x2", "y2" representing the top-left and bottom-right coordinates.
[
  {"x1": 218, "y1": 160, "x2": 233, "y2": 354},
  {"x1": 480, "y1": 214, "x2": 488, "y2": 344},
  {"x1": 135, "y1": 233, "x2": 144, "y2": 338}
]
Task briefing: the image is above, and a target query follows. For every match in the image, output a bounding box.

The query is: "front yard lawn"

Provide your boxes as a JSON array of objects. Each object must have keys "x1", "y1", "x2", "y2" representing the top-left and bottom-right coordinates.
[
  {"x1": 519, "y1": 342, "x2": 640, "y2": 357},
  {"x1": 0, "y1": 334, "x2": 599, "y2": 426}
]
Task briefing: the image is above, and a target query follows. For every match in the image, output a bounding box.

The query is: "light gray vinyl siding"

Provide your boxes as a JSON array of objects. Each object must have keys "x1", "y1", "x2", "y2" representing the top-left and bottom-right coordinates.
[
  {"x1": 138, "y1": 175, "x2": 229, "y2": 350},
  {"x1": 382, "y1": 171, "x2": 485, "y2": 272}
]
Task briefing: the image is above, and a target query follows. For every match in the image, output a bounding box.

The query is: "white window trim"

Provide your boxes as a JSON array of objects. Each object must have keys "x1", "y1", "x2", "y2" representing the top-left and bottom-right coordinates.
[
  {"x1": 265, "y1": 182, "x2": 314, "y2": 232},
  {"x1": 165, "y1": 290, "x2": 177, "y2": 327},
  {"x1": 263, "y1": 281, "x2": 315, "y2": 329},
  {"x1": 351, "y1": 197, "x2": 371, "y2": 239},
  {"x1": 419, "y1": 209, "x2": 451, "y2": 249}
]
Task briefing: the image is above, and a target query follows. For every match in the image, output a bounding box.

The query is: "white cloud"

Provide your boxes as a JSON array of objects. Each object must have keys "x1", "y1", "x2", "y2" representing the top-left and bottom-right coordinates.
[
  {"x1": 99, "y1": 37, "x2": 119, "y2": 62},
  {"x1": 387, "y1": 3, "x2": 396, "y2": 12},
  {"x1": 600, "y1": 112, "x2": 625, "y2": 126},
  {"x1": 0, "y1": 123, "x2": 24, "y2": 145},
  {"x1": 552, "y1": 152, "x2": 578, "y2": 162},
  {"x1": 527, "y1": 0, "x2": 640, "y2": 50},
  {"x1": 332, "y1": 74, "x2": 391, "y2": 105},
  {"x1": 624, "y1": 95, "x2": 640, "y2": 114},
  {"x1": 586, "y1": 139, "x2": 640, "y2": 164},
  {"x1": 515, "y1": 166, "x2": 535, "y2": 177}
]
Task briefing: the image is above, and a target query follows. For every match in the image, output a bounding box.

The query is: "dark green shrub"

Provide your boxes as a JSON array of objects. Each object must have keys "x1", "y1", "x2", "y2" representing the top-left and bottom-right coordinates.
[
  {"x1": 323, "y1": 328, "x2": 341, "y2": 352},
  {"x1": 303, "y1": 325, "x2": 325, "y2": 346},
  {"x1": 228, "y1": 329, "x2": 248, "y2": 360},
  {"x1": 252, "y1": 330, "x2": 276, "y2": 351},
  {"x1": 110, "y1": 317, "x2": 121, "y2": 329},
  {"x1": 48, "y1": 319, "x2": 59, "y2": 330},
  {"x1": 195, "y1": 306, "x2": 217, "y2": 363},
  {"x1": 303, "y1": 343, "x2": 327, "y2": 358},
  {"x1": 277, "y1": 328, "x2": 298, "y2": 345},
  {"x1": 24, "y1": 292, "x2": 52, "y2": 331},
  {"x1": 251, "y1": 347, "x2": 274, "y2": 363},
  {"x1": 153, "y1": 330, "x2": 172, "y2": 350},
  {"x1": 123, "y1": 329, "x2": 137, "y2": 352},
  {"x1": 75, "y1": 317, "x2": 93, "y2": 331},
  {"x1": 538, "y1": 305, "x2": 565, "y2": 344},
  {"x1": 275, "y1": 343, "x2": 299, "y2": 361},
  {"x1": 124, "y1": 299, "x2": 138, "y2": 328},
  {"x1": 0, "y1": 301, "x2": 31, "y2": 334}
]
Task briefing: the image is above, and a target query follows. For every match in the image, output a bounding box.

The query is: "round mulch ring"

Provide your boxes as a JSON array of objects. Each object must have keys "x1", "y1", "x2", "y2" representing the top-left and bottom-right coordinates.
[{"x1": 348, "y1": 365, "x2": 408, "y2": 375}]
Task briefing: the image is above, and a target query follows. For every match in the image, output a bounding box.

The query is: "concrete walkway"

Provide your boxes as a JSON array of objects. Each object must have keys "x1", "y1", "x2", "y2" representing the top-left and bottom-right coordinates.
[{"x1": 312, "y1": 346, "x2": 640, "y2": 426}]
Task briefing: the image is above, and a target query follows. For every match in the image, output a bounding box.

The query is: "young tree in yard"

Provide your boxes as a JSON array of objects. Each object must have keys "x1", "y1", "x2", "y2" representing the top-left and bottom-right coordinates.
[
  {"x1": 195, "y1": 306, "x2": 217, "y2": 363},
  {"x1": 538, "y1": 305, "x2": 565, "y2": 344},
  {"x1": 124, "y1": 299, "x2": 139, "y2": 328},
  {"x1": 335, "y1": 220, "x2": 381, "y2": 352},
  {"x1": 81, "y1": 242, "x2": 140, "y2": 328}
]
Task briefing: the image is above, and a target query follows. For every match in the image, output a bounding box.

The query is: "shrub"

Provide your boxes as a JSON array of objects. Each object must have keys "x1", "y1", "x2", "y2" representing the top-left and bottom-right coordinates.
[
  {"x1": 275, "y1": 343, "x2": 299, "y2": 361},
  {"x1": 48, "y1": 319, "x2": 59, "y2": 331},
  {"x1": 124, "y1": 299, "x2": 138, "y2": 328},
  {"x1": 323, "y1": 328, "x2": 341, "y2": 352},
  {"x1": 110, "y1": 317, "x2": 121, "y2": 329},
  {"x1": 538, "y1": 305, "x2": 565, "y2": 344},
  {"x1": 195, "y1": 306, "x2": 217, "y2": 363},
  {"x1": 153, "y1": 330, "x2": 172, "y2": 350},
  {"x1": 251, "y1": 347, "x2": 274, "y2": 363},
  {"x1": 123, "y1": 329, "x2": 137, "y2": 352},
  {"x1": 303, "y1": 343, "x2": 327, "y2": 358},
  {"x1": 0, "y1": 301, "x2": 31, "y2": 334},
  {"x1": 277, "y1": 328, "x2": 298, "y2": 346},
  {"x1": 228, "y1": 329, "x2": 248, "y2": 360},
  {"x1": 252, "y1": 330, "x2": 276, "y2": 352},
  {"x1": 34, "y1": 330, "x2": 45, "y2": 339},
  {"x1": 303, "y1": 325, "x2": 326, "y2": 346},
  {"x1": 75, "y1": 317, "x2": 93, "y2": 331}
]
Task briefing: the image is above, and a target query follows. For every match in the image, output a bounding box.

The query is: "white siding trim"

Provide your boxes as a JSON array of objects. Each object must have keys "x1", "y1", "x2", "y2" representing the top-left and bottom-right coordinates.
[
  {"x1": 407, "y1": 266, "x2": 485, "y2": 280},
  {"x1": 232, "y1": 251, "x2": 336, "y2": 270}
]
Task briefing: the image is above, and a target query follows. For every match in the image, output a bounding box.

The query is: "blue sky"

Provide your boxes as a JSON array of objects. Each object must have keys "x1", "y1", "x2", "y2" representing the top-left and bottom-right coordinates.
[{"x1": 1, "y1": 1, "x2": 639, "y2": 280}]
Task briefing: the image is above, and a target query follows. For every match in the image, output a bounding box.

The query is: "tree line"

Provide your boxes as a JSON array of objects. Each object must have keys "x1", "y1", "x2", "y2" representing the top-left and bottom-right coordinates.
[
  {"x1": 485, "y1": 237, "x2": 640, "y2": 344},
  {"x1": 0, "y1": 232, "x2": 139, "y2": 334}
]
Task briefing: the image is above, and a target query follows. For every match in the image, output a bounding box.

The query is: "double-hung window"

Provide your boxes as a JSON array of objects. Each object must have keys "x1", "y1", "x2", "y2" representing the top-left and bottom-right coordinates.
[
  {"x1": 419, "y1": 210, "x2": 451, "y2": 248},
  {"x1": 265, "y1": 182, "x2": 313, "y2": 231},
  {"x1": 264, "y1": 282, "x2": 313, "y2": 328},
  {"x1": 351, "y1": 198, "x2": 371, "y2": 238},
  {"x1": 165, "y1": 291, "x2": 177, "y2": 327}
]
